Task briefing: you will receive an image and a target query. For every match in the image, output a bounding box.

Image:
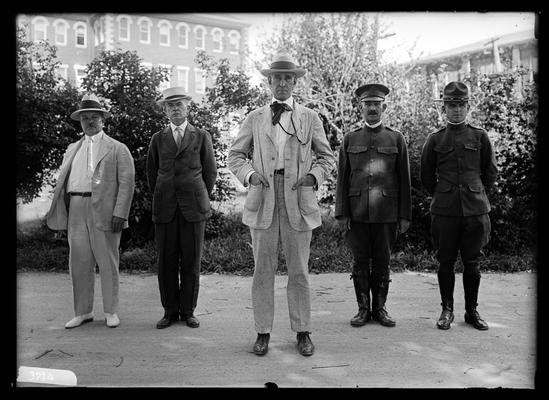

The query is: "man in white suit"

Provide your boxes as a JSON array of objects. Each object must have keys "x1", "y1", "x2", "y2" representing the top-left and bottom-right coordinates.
[
  {"x1": 47, "y1": 94, "x2": 135, "y2": 329},
  {"x1": 228, "y1": 53, "x2": 335, "y2": 356}
]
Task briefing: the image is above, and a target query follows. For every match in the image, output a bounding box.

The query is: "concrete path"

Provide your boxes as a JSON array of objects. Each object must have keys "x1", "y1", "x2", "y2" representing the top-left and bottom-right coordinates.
[{"x1": 15, "y1": 271, "x2": 537, "y2": 388}]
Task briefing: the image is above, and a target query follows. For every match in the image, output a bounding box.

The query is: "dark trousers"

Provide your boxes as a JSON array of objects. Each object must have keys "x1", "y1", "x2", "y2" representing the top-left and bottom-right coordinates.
[
  {"x1": 155, "y1": 207, "x2": 205, "y2": 319},
  {"x1": 431, "y1": 214, "x2": 491, "y2": 311},
  {"x1": 345, "y1": 222, "x2": 398, "y2": 282}
]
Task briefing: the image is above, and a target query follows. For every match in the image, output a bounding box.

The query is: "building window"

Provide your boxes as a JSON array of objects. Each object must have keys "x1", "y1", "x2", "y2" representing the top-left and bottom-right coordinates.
[
  {"x1": 31, "y1": 16, "x2": 48, "y2": 42},
  {"x1": 158, "y1": 20, "x2": 172, "y2": 47},
  {"x1": 176, "y1": 66, "x2": 190, "y2": 92},
  {"x1": 137, "y1": 17, "x2": 152, "y2": 44},
  {"x1": 211, "y1": 28, "x2": 223, "y2": 53},
  {"x1": 74, "y1": 65, "x2": 87, "y2": 89},
  {"x1": 194, "y1": 68, "x2": 206, "y2": 94},
  {"x1": 176, "y1": 22, "x2": 189, "y2": 48},
  {"x1": 228, "y1": 30, "x2": 240, "y2": 54},
  {"x1": 55, "y1": 64, "x2": 68, "y2": 81},
  {"x1": 158, "y1": 64, "x2": 172, "y2": 91},
  {"x1": 74, "y1": 22, "x2": 87, "y2": 47},
  {"x1": 53, "y1": 19, "x2": 68, "y2": 46},
  {"x1": 117, "y1": 15, "x2": 132, "y2": 42},
  {"x1": 194, "y1": 25, "x2": 206, "y2": 50}
]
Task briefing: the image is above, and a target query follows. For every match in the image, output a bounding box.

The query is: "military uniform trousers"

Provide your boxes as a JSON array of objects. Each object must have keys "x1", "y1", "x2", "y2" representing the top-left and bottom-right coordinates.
[
  {"x1": 250, "y1": 174, "x2": 313, "y2": 334},
  {"x1": 431, "y1": 214, "x2": 491, "y2": 273},
  {"x1": 345, "y1": 222, "x2": 397, "y2": 281},
  {"x1": 67, "y1": 196, "x2": 121, "y2": 316},
  {"x1": 155, "y1": 205, "x2": 204, "y2": 319}
]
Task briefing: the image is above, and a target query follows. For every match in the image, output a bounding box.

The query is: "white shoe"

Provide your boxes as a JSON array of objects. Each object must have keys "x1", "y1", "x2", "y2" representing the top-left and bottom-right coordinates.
[
  {"x1": 65, "y1": 313, "x2": 94, "y2": 329},
  {"x1": 105, "y1": 313, "x2": 120, "y2": 328}
]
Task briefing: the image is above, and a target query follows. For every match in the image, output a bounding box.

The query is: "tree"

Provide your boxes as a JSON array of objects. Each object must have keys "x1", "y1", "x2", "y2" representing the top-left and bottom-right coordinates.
[{"x1": 16, "y1": 26, "x2": 81, "y2": 203}]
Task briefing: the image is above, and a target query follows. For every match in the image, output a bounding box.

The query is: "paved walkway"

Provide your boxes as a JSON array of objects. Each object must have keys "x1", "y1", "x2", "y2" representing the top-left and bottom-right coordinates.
[{"x1": 15, "y1": 271, "x2": 537, "y2": 388}]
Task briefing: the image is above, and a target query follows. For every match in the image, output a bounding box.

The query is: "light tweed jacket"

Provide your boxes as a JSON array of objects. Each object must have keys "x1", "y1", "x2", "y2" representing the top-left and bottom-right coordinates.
[
  {"x1": 46, "y1": 133, "x2": 135, "y2": 231},
  {"x1": 227, "y1": 102, "x2": 335, "y2": 231}
]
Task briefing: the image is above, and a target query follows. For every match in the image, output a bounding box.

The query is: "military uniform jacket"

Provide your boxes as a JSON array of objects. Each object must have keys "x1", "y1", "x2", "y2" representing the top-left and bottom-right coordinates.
[
  {"x1": 146, "y1": 122, "x2": 217, "y2": 223},
  {"x1": 335, "y1": 124, "x2": 412, "y2": 223},
  {"x1": 420, "y1": 123, "x2": 498, "y2": 216}
]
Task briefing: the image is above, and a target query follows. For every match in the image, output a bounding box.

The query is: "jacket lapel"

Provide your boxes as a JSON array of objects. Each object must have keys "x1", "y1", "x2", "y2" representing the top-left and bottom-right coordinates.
[
  {"x1": 93, "y1": 134, "x2": 114, "y2": 172},
  {"x1": 260, "y1": 105, "x2": 277, "y2": 147}
]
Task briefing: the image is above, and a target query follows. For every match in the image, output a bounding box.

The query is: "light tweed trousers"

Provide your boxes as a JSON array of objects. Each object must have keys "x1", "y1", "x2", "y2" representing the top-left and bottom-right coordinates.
[{"x1": 250, "y1": 174, "x2": 313, "y2": 334}]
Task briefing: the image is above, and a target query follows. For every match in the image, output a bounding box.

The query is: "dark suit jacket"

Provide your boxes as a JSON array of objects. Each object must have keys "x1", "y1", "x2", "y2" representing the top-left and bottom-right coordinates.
[
  {"x1": 146, "y1": 122, "x2": 217, "y2": 223},
  {"x1": 335, "y1": 124, "x2": 412, "y2": 223},
  {"x1": 420, "y1": 123, "x2": 498, "y2": 216}
]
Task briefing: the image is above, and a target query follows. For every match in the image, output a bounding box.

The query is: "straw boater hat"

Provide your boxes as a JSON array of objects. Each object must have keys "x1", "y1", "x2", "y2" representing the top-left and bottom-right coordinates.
[
  {"x1": 260, "y1": 53, "x2": 306, "y2": 78},
  {"x1": 434, "y1": 81, "x2": 471, "y2": 102},
  {"x1": 70, "y1": 93, "x2": 111, "y2": 121},
  {"x1": 157, "y1": 86, "x2": 192, "y2": 106},
  {"x1": 355, "y1": 83, "x2": 390, "y2": 102}
]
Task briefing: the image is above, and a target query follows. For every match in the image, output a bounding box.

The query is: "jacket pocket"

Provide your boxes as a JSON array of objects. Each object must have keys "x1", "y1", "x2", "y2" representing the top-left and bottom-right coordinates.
[
  {"x1": 194, "y1": 189, "x2": 210, "y2": 213},
  {"x1": 244, "y1": 184, "x2": 264, "y2": 212},
  {"x1": 377, "y1": 146, "x2": 398, "y2": 155},
  {"x1": 347, "y1": 146, "x2": 368, "y2": 169},
  {"x1": 433, "y1": 182, "x2": 453, "y2": 208},
  {"x1": 298, "y1": 186, "x2": 319, "y2": 215},
  {"x1": 382, "y1": 189, "x2": 398, "y2": 197},
  {"x1": 434, "y1": 145, "x2": 454, "y2": 153}
]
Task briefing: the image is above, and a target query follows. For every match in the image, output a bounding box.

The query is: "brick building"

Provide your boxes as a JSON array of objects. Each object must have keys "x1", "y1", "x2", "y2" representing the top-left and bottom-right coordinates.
[{"x1": 16, "y1": 13, "x2": 251, "y2": 100}]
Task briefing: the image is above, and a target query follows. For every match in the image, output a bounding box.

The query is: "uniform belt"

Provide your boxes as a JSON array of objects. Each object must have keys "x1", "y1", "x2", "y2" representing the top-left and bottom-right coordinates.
[
  {"x1": 69, "y1": 192, "x2": 92, "y2": 197},
  {"x1": 274, "y1": 169, "x2": 285, "y2": 175}
]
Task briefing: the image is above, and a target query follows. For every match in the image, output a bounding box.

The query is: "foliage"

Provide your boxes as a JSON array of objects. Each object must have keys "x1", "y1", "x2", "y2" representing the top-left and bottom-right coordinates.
[
  {"x1": 16, "y1": 26, "x2": 81, "y2": 203},
  {"x1": 467, "y1": 68, "x2": 538, "y2": 253}
]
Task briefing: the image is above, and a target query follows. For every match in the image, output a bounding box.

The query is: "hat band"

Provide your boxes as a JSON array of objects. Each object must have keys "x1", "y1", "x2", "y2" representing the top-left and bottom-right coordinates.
[
  {"x1": 443, "y1": 97, "x2": 469, "y2": 101},
  {"x1": 80, "y1": 100, "x2": 104, "y2": 110},
  {"x1": 269, "y1": 61, "x2": 298, "y2": 70}
]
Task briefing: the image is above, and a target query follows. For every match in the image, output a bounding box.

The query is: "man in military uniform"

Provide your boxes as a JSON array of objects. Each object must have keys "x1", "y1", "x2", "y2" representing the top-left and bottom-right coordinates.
[
  {"x1": 335, "y1": 83, "x2": 412, "y2": 328},
  {"x1": 420, "y1": 81, "x2": 498, "y2": 331}
]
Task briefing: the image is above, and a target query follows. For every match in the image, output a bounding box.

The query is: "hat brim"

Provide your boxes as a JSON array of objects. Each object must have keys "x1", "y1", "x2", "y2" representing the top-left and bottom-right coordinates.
[
  {"x1": 70, "y1": 108, "x2": 111, "y2": 121},
  {"x1": 157, "y1": 95, "x2": 192, "y2": 105},
  {"x1": 260, "y1": 68, "x2": 306, "y2": 78},
  {"x1": 433, "y1": 97, "x2": 471, "y2": 102},
  {"x1": 360, "y1": 96, "x2": 385, "y2": 102}
]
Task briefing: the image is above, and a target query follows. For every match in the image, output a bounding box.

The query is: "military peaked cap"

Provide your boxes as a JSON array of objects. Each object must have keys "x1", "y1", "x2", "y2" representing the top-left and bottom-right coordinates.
[{"x1": 355, "y1": 83, "x2": 390, "y2": 101}]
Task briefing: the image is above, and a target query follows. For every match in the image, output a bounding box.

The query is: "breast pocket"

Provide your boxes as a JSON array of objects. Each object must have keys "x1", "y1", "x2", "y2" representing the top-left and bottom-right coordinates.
[
  {"x1": 376, "y1": 146, "x2": 398, "y2": 170},
  {"x1": 463, "y1": 142, "x2": 481, "y2": 168},
  {"x1": 347, "y1": 145, "x2": 368, "y2": 170},
  {"x1": 434, "y1": 145, "x2": 455, "y2": 165}
]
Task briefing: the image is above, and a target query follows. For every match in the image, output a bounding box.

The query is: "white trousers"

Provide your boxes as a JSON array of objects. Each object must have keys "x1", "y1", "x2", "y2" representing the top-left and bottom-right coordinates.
[
  {"x1": 250, "y1": 174, "x2": 313, "y2": 333},
  {"x1": 67, "y1": 196, "x2": 121, "y2": 316}
]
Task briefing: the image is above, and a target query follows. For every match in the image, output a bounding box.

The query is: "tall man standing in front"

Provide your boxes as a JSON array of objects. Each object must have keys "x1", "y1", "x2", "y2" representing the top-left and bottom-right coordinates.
[
  {"x1": 227, "y1": 53, "x2": 335, "y2": 356},
  {"x1": 335, "y1": 84, "x2": 411, "y2": 328},
  {"x1": 147, "y1": 87, "x2": 217, "y2": 330},
  {"x1": 47, "y1": 93, "x2": 135, "y2": 329},
  {"x1": 420, "y1": 81, "x2": 497, "y2": 331}
]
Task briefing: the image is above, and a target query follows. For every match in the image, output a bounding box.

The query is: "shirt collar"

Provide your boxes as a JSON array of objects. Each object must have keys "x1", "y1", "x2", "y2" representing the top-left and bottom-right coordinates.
[
  {"x1": 271, "y1": 96, "x2": 294, "y2": 110},
  {"x1": 364, "y1": 120, "x2": 382, "y2": 129},
  {"x1": 86, "y1": 130, "x2": 104, "y2": 142},
  {"x1": 171, "y1": 120, "x2": 187, "y2": 132}
]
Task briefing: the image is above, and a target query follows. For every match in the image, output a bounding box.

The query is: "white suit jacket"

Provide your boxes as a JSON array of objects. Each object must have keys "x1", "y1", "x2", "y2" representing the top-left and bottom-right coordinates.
[
  {"x1": 227, "y1": 102, "x2": 335, "y2": 231},
  {"x1": 46, "y1": 133, "x2": 135, "y2": 231}
]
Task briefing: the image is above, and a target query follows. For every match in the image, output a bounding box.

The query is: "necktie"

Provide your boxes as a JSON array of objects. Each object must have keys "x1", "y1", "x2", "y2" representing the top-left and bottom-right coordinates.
[
  {"x1": 175, "y1": 127, "x2": 183, "y2": 149},
  {"x1": 271, "y1": 102, "x2": 292, "y2": 125}
]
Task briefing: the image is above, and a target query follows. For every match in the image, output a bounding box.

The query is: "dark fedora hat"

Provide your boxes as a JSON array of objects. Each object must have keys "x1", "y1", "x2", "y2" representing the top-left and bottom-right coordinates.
[
  {"x1": 70, "y1": 93, "x2": 111, "y2": 121},
  {"x1": 260, "y1": 53, "x2": 306, "y2": 78},
  {"x1": 157, "y1": 86, "x2": 193, "y2": 106},
  {"x1": 355, "y1": 83, "x2": 390, "y2": 101},
  {"x1": 435, "y1": 81, "x2": 470, "y2": 102}
]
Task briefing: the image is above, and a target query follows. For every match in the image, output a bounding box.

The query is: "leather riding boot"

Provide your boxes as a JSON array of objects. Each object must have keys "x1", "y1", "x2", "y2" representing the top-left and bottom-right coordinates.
[
  {"x1": 372, "y1": 280, "x2": 395, "y2": 327},
  {"x1": 436, "y1": 268, "x2": 455, "y2": 330},
  {"x1": 463, "y1": 271, "x2": 489, "y2": 330},
  {"x1": 350, "y1": 271, "x2": 371, "y2": 326}
]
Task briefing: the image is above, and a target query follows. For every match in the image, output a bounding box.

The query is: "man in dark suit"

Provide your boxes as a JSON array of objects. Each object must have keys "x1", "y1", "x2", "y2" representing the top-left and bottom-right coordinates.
[
  {"x1": 420, "y1": 81, "x2": 498, "y2": 331},
  {"x1": 335, "y1": 84, "x2": 411, "y2": 328},
  {"x1": 146, "y1": 87, "x2": 217, "y2": 329}
]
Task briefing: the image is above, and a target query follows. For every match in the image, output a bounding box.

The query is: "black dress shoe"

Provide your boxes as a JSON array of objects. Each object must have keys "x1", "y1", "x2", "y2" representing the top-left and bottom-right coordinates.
[
  {"x1": 296, "y1": 332, "x2": 314, "y2": 356},
  {"x1": 183, "y1": 315, "x2": 200, "y2": 328},
  {"x1": 253, "y1": 333, "x2": 270, "y2": 356},
  {"x1": 436, "y1": 308, "x2": 454, "y2": 330},
  {"x1": 465, "y1": 309, "x2": 489, "y2": 330},
  {"x1": 156, "y1": 314, "x2": 178, "y2": 329}
]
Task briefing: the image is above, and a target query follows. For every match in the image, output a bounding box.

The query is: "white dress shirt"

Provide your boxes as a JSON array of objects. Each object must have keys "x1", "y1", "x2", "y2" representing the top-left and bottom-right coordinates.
[{"x1": 68, "y1": 131, "x2": 104, "y2": 193}]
